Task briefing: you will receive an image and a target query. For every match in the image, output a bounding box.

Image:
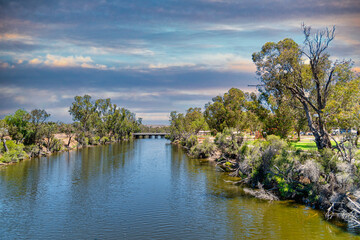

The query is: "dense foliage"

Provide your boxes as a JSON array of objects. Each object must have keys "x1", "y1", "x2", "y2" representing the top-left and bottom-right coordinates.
[
  {"x1": 0, "y1": 95, "x2": 141, "y2": 163},
  {"x1": 168, "y1": 107, "x2": 209, "y2": 142},
  {"x1": 69, "y1": 95, "x2": 141, "y2": 142},
  {"x1": 167, "y1": 25, "x2": 360, "y2": 228},
  {"x1": 252, "y1": 25, "x2": 360, "y2": 149}
]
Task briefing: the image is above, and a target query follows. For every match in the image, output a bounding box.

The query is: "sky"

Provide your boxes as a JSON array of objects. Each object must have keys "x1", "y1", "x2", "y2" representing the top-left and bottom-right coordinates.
[{"x1": 0, "y1": 0, "x2": 359, "y2": 124}]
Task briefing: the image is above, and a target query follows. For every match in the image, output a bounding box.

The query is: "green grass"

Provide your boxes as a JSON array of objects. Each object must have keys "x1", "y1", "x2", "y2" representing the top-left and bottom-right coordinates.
[
  {"x1": 290, "y1": 141, "x2": 336, "y2": 150},
  {"x1": 245, "y1": 138, "x2": 337, "y2": 151},
  {"x1": 290, "y1": 141, "x2": 318, "y2": 150}
]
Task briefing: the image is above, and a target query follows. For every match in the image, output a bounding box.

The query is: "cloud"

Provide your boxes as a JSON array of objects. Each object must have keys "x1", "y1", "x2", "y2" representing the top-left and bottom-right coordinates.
[
  {"x1": 46, "y1": 107, "x2": 71, "y2": 121},
  {"x1": 136, "y1": 112, "x2": 170, "y2": 121},
  {"x1": 88, "y1": 46, "x2": 155, "y2": 56},
  {"x1": 148, "y1": 63, "x2": 195, "y2": 69},
  {"x1": 44, "y1": 54, "x2": 92, "y2": 67},
  {"x1": 0, "y1": 61, "x2": 14, "y2": 68},
  {"x1": 204, "y1": 24, "x2": 246, "y2": 32},
  {"x1": 28, "y1": 54, "x2": 108, "y2": 69},
  {"x1": 0, "y1": 33, "x2": 32, "y2": 41},
  {"x1": 0, "y1": 86, "x2": 59, "y2": 105},
  {"x1": 29, "y1": 58, "x2": 42, "y2": 65},
  {"x1": 1, "y1": 0, "x2": 359, "y2": 124},
  {"x1": 0, "y1": 62, "x2": 9, "y2": 68}
]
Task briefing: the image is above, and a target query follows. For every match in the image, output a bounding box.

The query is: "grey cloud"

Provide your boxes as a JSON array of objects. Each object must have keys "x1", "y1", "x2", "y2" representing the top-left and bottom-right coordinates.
[
  {"x1": 0, "y1": 66, "x2": 256, "y2": 90},
  {"x1": 2, "y1": 0, "x2": 359, "y2": 25},
  {"x1": 0, "y1": 66, "x2": 257, "y2": 123},
  {"x1": 0, "y1": 41, "x2": 45, "y2": 52}
]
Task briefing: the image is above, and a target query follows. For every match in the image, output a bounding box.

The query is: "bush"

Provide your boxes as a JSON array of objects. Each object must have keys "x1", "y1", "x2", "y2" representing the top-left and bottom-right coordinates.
[
  {"x1": 263, "y1": 135, "x2": 287, "y2": 151},
  {"x1": 24, "y1": 144, "x2": 40, "y2": 158},
  {"x1": 89, "y1": 136, "x2": 100, "y2": 145},
  {"x1": 215, "y1": 128, "x2": 244, "y2": 159},
  {"x1": 318, "y1": 148, "x2": 338, "y2": 174},
  {"x1": 0, "y1": 140, "x2": 28, "y2": 163},
  {"x1": 274, "y1": 176, "x2": 294, "y2": 198},
  {"x1": 100, "y1": 136, "x2": 110, "y2": 144},
  {"x1": 50, "y1": 138, "x2": 63, "y2": 152},
  {"x1": 189, "y1": 137, "x2": 216, "y2": 159},
  {"x1": 75, "y1": 132, "x2": 89, "y2": 146},
  {"x1": 354, "y1": 159, "x2": 360, "y2": 185},
  {"x1": 185, "y1": 135, "x2": 197, "y2": 149}
]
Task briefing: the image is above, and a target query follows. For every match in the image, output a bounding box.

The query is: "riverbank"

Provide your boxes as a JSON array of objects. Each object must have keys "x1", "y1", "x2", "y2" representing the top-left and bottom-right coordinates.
[
  {"x1": 3, "y1": 138, "x2": 358, "y2": 239},
  {"x1": 172, "y1": 132, "x2": 360, "y2": 231},
  {"x1": 0, "y1": 133, "x2": 133, "y2": 166}
]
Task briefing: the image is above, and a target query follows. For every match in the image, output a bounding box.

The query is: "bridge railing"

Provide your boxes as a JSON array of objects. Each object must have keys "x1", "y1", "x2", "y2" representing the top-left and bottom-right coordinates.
[{"x1": 133, "y1": 133, "x2": 168, "y2": 139}]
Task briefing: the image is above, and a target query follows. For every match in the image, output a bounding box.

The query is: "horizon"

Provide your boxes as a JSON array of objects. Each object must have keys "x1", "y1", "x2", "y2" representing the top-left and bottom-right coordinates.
[{"x1": 1, "y1": 0, "x2": 359, "y2": 125}]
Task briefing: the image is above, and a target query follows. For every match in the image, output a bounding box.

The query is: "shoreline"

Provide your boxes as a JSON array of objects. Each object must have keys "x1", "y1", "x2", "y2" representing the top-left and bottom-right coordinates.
[
  {"x1": 0, "y1": 136, "x2": 132, "y2": 168},
  {"x1": 171, "y1": 139, "x2": 360, "y2": 233}
]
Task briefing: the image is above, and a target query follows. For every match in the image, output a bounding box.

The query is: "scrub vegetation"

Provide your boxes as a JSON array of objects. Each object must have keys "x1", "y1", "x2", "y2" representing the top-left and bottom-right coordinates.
[
  {"x1": 0, "y1": 95, "x2": 141, "y2": 163},
  {"x1": 168, "y1": 25, "x2": 360, "y2": 229}
]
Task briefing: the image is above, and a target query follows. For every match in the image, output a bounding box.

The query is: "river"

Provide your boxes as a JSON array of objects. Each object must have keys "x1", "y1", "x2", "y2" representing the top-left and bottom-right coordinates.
[{"x1": 0, "y1": 139, "x2": 359, "y2": 239}]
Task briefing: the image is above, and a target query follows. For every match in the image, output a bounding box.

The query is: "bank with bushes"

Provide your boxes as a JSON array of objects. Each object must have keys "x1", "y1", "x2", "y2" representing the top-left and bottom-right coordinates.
[
  {"x1": 0, "y1": 95, "x2": 142, "y2": 164},
  {"x1": 170, "y1": 128, "x2": 360, "y2": 230}
]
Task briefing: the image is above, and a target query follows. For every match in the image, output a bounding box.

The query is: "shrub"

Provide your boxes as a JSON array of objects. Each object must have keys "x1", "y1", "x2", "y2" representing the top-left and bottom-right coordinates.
[
  {"x1": 100, "y1": 136, "x2": 110, "y2": 144},
  {"x1": 274, "y1": 176, "x2": 294, "y2": 198},
  {"x1": 263, "y1": 135, "x2": 287, "y2": 151},
  {"x1": 75, "y1": 132, "x2": 89, "y2": 146},
  {"x1": 353, "y1": 159, "x2": 360, "y2": 185},
  {"x1": 89, "y1": 136, "x2": 100, "y2": 145},
  {"x1": 24, "y1": 144, "x2": 40, "y2": 158},
  {"x1": 50, "y1": 138, "x2": 63, "y2": 152},
  {"x1": 318, "y1": 148, "x2": 338, "y2": 174},
  {"x1": 189, "y1": 137, "x2": 216, "y2": 159},
  {"x1": 215, "y1": 128, "x2": 244, "y2": 159},
  {"x1": 0, "y1": 140, "x2": 28, "y2": 163},
  {"x1": 185, "y1": 135, "x2": 197, "y2": 149}
]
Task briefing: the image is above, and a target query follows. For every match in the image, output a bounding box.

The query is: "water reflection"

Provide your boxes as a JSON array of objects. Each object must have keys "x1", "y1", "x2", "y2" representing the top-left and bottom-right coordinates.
[{"x1": 0, "y1": 139, "x2": 358, "y2": 239}]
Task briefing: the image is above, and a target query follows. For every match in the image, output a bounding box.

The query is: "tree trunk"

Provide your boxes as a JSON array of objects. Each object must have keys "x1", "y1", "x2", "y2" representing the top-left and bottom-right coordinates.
[
  {"x1": 317, "y1": 114, "x2": 332, "y2": 149},
  {"x1": 2, "y1": 139, "x2": 8, "y2": 152},
  {"x1": 67, "y1": 135, "x2": 72, "y2": 147},
  {"x1": 314, "y1": 130, "x2": 332, "y2": 150},
  {"x1": 301, "y1": 101, "x2": 331, "y2": 150},
  {"x1": 297, "y1": 130, "x2": 301, "y2": 141}
]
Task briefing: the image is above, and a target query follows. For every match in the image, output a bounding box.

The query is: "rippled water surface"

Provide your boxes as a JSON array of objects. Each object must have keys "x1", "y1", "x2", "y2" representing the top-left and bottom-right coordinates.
[{"x1": 0, "y1": 139, "x2": 359, "y2": 239}]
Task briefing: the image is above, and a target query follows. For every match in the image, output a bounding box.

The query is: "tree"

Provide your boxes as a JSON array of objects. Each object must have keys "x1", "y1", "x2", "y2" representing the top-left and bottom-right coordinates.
[
  {"x1": 293, "y1": 108, "x2": 308, "y2": 141},
  {"x1": 184, "y1": 108, "x2": 209, "y2": 134},
  {"x1": 259, "y1": 94, "x2": 295, "y2": 139},
  {"x1": 0, "y1": 120, "x2": 9, "y2": 152},
  {"x1": 69, "y1": 95, "x2": 141, "y2": 142},
  {"x1": 244, "y1": 92, "x2": 268, "y2": 135},
  {"x1": 69, "y1": 95, "x2": 98, "y2": 133},
  {"x1": 325, "y1": 76, "x2": 360, "y2": 145},
  {"x1": 5, "y1": 109, "x2": 31, "y2": 143},
  {"x1": 60, "y1": 123, "x2": 76, "y2": 147},
  {"x1": 252, "y1": 24, "x2": 355, "y2": 149},
  {"x1": 168, "y1": 111, "x2": 186, "y2": 141},
  {"x1": 169, "y1": 108, "x2": 209, "y2": 142},
  {"x1": 40, "y1": 122, "x2": 59, "y2": 151},
  {"x1": 204, "y1": 88, "x2": 247, "y2": 133},
  {"x1": 29, "y1": 109, "x2": 50, "y2": 145}
]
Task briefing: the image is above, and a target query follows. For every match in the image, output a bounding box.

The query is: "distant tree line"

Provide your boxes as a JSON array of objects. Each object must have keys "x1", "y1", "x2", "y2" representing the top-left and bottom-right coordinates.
[{"x1": 0, "y1": 95, "x2": 141, "y2": 163}]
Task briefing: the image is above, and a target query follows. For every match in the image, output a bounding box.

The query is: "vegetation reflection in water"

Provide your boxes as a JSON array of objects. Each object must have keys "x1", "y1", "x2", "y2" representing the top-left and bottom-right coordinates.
[{"x1": 0, "y1": 139, "x2": 359, "y2": 239}]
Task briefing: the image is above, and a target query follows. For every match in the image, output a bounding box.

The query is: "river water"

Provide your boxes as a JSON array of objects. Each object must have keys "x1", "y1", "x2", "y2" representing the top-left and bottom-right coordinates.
[{"x1": 0, "y1": 139, "x2": 359, "y2": 239}]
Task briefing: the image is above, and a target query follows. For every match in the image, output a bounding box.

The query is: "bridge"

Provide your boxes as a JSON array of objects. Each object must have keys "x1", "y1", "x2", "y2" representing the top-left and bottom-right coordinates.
[{"x1": 133, "y1": 133, "x2": 168, "y2": 139}]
